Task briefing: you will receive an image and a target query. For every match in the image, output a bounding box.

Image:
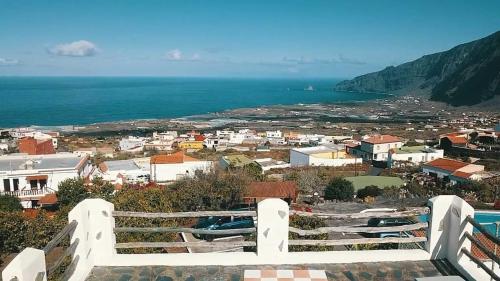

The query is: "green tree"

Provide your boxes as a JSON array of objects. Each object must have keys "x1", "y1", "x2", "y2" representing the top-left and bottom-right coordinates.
[
  {"x1": 357, "y1": 185, "x2": 382, "y2": 199},
  {"x1": 0, "y1": 211, "x2": 27, "y2": 254},
  {"x1": 324, "y1": 177, "x2": 354, "y2": 201},
  {"x1": 57, "y1": 178, "x2": 89, "y2": 208},
  {"x1": 0, "y1": 195, "x2": 23, "y2": 211},
  {"x1": 88, "y1": 177, "x2": 115, "y2": 201},
  {"x1": 112, "y1": 187, "x2": 176, "y2": 254}
]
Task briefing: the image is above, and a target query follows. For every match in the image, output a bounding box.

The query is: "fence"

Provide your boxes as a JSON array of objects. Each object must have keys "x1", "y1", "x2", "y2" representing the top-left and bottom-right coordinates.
[{"x1": 2, "y1": 195, "x2": 498, "y2": 281}]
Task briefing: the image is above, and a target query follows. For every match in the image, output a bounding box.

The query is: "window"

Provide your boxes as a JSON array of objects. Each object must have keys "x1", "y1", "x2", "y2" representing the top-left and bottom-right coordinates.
[
  {"x1": 12, "y1": 179, "x2": 19, "y2": 191},
  {"x1": 3, "y1": 179, "x2": 10, "y2": 192},
  {"x1": 39, "y1": 179, "x2": 47, "y2": 188},
  {"x1": 30, "y1": 180, "x2": 38, "y2": 189},
  {"x1": 408, "y1": 157, "x2": 412, "y2": 161}
]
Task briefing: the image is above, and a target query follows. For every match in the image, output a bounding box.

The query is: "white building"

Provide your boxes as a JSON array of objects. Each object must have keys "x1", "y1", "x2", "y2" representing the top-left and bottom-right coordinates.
[
  {"x1": 93, "y1": 159, "x2": 150, "y2": 186},
  {"x1": 254, "y1": 158, "x2": 290, "y2": 172},
  {"x1": 150, "y1": 151, "x2": 213, "y2": 182},
  {"x1": 0, "y1": 153, "x2": 91, "y2": 208},
  {"x1": 388, "y1": 146, "x2": 444, "y2": 167},
  {"x1": 9, "y1": 129, "x2": 58, "y2": 148},
  {"x1": 290, "y1": 144, "x2": 362, "y2": 167},
  {"x1": 266, "y1": 130, "x2": 282, "y2": 139},
  {"x1": 350, "y1": 135, "x2": 403, "y2": 161},
  {"x1": 119, "y1": 136, "x2": 146, "y2": 152}
]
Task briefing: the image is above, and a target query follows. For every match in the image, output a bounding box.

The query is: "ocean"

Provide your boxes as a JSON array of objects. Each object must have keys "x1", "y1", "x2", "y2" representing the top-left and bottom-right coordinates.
[{"x1": 0, "y1": 77, "x2": 384, "y2": 127}]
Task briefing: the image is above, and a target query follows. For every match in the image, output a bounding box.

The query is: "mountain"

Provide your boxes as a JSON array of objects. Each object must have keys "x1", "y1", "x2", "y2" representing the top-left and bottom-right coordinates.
[{"x1": 334, "y1": 31, "x2": 500, "y2": 106}]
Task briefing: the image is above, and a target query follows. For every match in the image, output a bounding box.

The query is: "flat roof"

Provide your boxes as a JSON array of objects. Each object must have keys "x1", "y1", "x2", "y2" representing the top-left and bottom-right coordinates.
[
  {"x1": 0, "y1": 153, "x2": 86, "y2": 171},
  {"x1": 103, "y1": 159, "x2": 140, "y2": 171},
  {"x1": 293, "y1": 145, "x2": 345, "y2": 155},
  {"x1": 393, "y1": 146, "x2": 434, "y2": 154},
  {"x1": 222, "y1": 154, "x2": 254, "y2": 166}
]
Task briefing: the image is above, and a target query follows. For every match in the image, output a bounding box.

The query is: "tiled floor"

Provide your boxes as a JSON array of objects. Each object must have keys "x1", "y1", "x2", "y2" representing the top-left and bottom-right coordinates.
[{"x1": 85, "y1": 260, "x2": 459, "y2": 281}]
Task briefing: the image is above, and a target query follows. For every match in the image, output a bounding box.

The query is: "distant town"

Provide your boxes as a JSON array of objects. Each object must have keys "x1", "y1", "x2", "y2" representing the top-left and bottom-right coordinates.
[{"x1": 1, "y1": 95, "x2": 499, "y2": 210}]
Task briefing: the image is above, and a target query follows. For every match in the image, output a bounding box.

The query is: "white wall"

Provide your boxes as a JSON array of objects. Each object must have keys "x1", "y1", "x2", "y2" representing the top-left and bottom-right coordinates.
[
  {"x1": 289, "y1": 150, "x2": 310, "y2": 167},
  {"x1": 151, "y1": 161, "x2": 213, "y2": 182}
]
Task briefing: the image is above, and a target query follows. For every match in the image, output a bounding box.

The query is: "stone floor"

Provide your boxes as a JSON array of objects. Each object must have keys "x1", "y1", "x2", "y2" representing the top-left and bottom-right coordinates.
[{"x1": 85, "y1": 260, "x2": 460, "y2": 281}]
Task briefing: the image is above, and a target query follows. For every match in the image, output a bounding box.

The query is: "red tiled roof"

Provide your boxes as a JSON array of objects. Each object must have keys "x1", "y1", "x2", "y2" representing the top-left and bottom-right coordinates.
[
  {"x1": 151, "y1": 151, "x2": 199, "y2": 164},
  {"x1": 39, "y1": 193, "x2": 57, "y2": 205},
  {"x1": 452, "y1": 171, "x2": 472, "y2": 179},
  {"x1": 446, "y1": 136, "x2": 468, "y2": 144},
  {"x1": 245, "y1": 181, "x2": 297, "y2": 200},
  {"x1": 194, "y1": 135, "x2": 206, "y2": 141},
  {"x1": 362, "y1": 135, "x2": 401, "y2": 144},
  {"x1": 424, "y1": 158, "x2": 469, "y2": 172}
]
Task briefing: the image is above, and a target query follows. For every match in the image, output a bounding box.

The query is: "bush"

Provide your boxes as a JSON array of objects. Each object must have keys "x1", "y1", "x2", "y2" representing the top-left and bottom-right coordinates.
[
  {"x1": 357, "y1": 185, "x2": 382, "y2": 199},
  {"x1": 324, "y1": 177, "x2": 354, "y2": 201},
  {"x1": 113, "y1": 186, "x2": 177, "y2": 254},
  {"x1": 0, "y1": 195, "x2": 23, "y2": 211},
  {"x1": 289, "y1": 215, "x2": 332, "y2": 252},
  {"x1": 57, "y1": 178, "x2": 89, "y2": 208}
]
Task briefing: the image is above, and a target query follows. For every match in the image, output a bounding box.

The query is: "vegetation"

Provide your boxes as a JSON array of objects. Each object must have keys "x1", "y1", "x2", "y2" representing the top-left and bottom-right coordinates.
[
  {"x1": 289, "y1": 215, "x2": 332, "y2": 252},
  {"x1": 356, "y1": 185, "x2": 382, "y2": 199},
  {"x1": 324, "y1": 177, "x2": 354, "y2": 201},
  {"x1": 0, "y1": 195, "x2": 23, "y2": 212}
]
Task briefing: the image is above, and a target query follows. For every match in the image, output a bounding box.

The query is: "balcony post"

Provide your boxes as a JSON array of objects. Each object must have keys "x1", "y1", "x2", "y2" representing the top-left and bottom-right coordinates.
[
  {"x1": 257, "y1": 198, "x2": 289, "y2": 259},
  {"x1": 67, "y1": 199, "x2": 116, "y2": 281},
  {"x1": 1, "y1": 248, "x2": 46, "y2": 281}
]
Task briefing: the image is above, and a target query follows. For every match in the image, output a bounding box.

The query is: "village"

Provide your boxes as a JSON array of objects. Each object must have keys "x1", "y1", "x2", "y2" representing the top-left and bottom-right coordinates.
[{"x1": 1, "y1": 107, "x2": 499, "y2": 210}]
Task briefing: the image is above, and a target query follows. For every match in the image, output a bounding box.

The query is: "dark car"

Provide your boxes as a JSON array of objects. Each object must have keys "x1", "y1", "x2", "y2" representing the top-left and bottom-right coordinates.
[
  {"x1": 365, "y1": 217, "x2": 414, "y2": 238},
  {"x1": 194, "y1": 215, "x2": 255, "y2": 241}
]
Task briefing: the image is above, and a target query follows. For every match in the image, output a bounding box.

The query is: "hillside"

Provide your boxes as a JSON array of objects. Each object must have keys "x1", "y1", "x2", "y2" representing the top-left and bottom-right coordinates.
[{"x1": 335, "y1": 31, "x2": 500, "y2": 106}]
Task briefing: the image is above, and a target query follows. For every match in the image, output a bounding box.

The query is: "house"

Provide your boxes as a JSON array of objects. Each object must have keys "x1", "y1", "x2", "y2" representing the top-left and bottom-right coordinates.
[
  {"x1": 119, "y1": 136, "x2": 146, "y2": 152},
  {"x1": 219, "y1": 154, "x2": 255, "y2": 169},
  {"x1": 350, "y1": 135, "x2": 403, "y2": 161},
  {"x1": 266, "y1": 130, "x2": 282, "y2": 139},
  {"x1": 0, "y1": 153, "x2": 91, "y2": 208},
  {"x1": 243, "y1": 181, "x2": 297, "y2": 204},
  {"x1": 290, "y1": 144, "x2": 362, "y2": 167},
  {"x1": 204, "y1": 136, "x2": 229, "y2": 150},
  {"x1": 150, "y1": 151, "x2": 212, "y2": 182},
  {"x1": 93, "y1": 159, "x2": 150, "y2": 186},
  {"x1": 388, "y1": 146, "x2": 444, "y2": 167},
  {"x1": 254, "y1": 158, "x2": 290, "y2": 172},
  {"x1": 18, "y1": 137, "x2": 55, "y2": 155},
  {"x1": 178, "y1": 140, "x2": 204, "y2": 152},
  {"x1": 422, "y1": 158, "x2": 486, "y2": 184},
  {"x1": 439, "y1": 133, "x2": 468, "y2": 149}
]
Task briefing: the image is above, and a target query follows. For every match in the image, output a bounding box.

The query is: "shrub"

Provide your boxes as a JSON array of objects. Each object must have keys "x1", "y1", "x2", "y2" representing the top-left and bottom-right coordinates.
[
  {"x1": 57, "y1": 178, "x2": 89, "y2": 208},
  {"x1": 357, "y1": 185, "x2": 382, "y2": 199},
  {"x1": 0, "y1": 195, "x2": 23, "y2": 211},
  {"x1": 324, "y1": 177, "x2": 354, "y2": 201}
]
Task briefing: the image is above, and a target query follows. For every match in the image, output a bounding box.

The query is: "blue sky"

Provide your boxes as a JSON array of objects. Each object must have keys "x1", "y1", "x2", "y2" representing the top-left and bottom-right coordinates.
[{"x1": 0, "y1": 0, "x2": 499, "y2": 78}]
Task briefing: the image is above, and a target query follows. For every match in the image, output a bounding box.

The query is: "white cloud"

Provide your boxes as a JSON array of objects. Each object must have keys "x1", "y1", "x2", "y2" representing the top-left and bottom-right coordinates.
[
  {"x1": 166, "y1": 49, "x2": 182, "y2": 60},
  {"x1": 49, "y1": 40, "x2": 99, "y2": 57},
  {"x1": 0, "y1": 58, "x2": 19, "y2": 66}
]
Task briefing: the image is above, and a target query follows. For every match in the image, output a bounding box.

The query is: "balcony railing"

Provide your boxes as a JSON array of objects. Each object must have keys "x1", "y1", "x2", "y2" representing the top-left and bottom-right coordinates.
[
  {"x1": 0, "y1": 187, "x2": 51, "y2": 198},
  {"x1": 2, "y1": 195, "x2": 499, "y2": 281}
]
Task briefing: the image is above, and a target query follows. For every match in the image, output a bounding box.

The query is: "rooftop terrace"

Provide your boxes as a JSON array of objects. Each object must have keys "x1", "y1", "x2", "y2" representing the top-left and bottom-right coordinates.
[{"x1": 2, "y1": 196, "x2": 499, "y2": 281}]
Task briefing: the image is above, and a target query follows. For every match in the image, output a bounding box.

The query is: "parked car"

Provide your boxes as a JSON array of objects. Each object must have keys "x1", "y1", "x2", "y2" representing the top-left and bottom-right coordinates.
[
  {"x1": 365, "y1": 217, "x2": 414, "y2": 238},
  {"x1": 194, "y1": 215, "x2": 255, "y2": 241}
]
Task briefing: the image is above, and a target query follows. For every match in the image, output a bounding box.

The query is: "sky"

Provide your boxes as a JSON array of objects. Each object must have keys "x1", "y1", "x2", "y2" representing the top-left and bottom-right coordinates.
[{"x1": 0, "y1": 0, "x2": 499, "y2": 78}]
